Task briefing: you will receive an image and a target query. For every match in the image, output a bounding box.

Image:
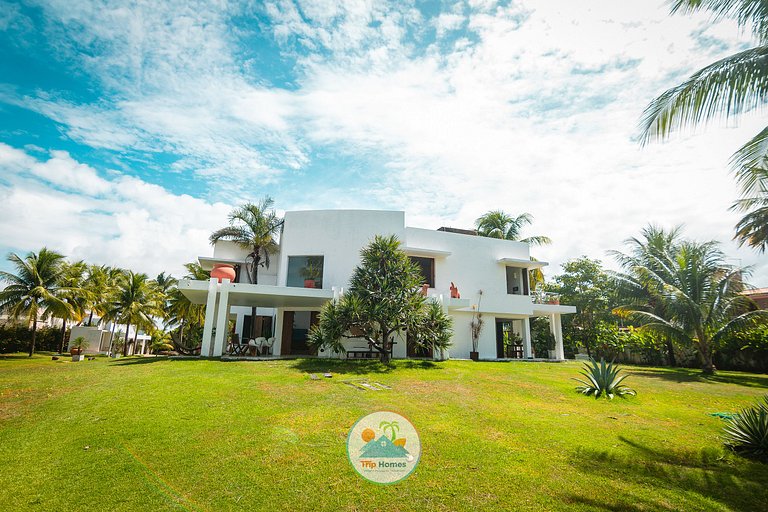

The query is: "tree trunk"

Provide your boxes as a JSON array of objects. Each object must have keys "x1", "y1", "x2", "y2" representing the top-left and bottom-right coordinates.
[
  {"x1": 133, "y1": 330, "x2": 139, "y2": 355},
  {"x1": 665, "y1": 337, "x2": 676, "y2": 367},
  {"x1": 59, "y1": 320, "x2": 67, "y2": 354},
  {"x1": 29, "y1": 316, "x2": 37, "y2": 357},
  {"x1": 251, "y1": 247, "x2": 261, "y2": 284},
  {"x1": 87, "y1": 310, "x2": 94, "y2": 326},
  {"x1": 699, "y1": 338, "x2": 716, "y2": 374},
  {"x1": 107, "y1": 322, "x2": 116, "y2": 356},
  {"x1": 124, "y1": 321, "x2": 131, "y2": 356}
]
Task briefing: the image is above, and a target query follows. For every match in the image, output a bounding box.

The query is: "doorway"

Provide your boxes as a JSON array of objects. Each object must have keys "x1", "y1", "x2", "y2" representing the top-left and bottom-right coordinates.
[
  {"x1": 280, "y1": 311, "x2": 319, "y2": 355},
  {"x1": 495, "y1": 319, "x2": 524, "y2": 359}
]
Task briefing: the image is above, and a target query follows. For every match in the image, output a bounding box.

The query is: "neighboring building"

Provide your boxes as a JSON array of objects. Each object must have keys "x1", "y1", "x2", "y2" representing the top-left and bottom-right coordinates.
[
  {"x1": 743, "y1": 288, "x2": 768, "y2": 310},
  {"x1": 179, "y1": 210, "x2": 576, "y2": 360},
  {"x1": 69, "y1": 324, "x2": 151, "y2": 355}
]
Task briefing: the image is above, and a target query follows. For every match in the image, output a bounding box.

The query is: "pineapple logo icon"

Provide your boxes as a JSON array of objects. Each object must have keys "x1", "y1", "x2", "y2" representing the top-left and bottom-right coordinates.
[{"x1": 347, "y1": 411, "x2": 421, "y2": 484}]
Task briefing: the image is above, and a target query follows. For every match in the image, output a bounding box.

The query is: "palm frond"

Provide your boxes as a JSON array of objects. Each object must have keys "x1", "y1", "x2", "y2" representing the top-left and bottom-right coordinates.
[
  {"x1": 671, "y1": 0, "x2": 768, "y2": 42},
  {"x1": 640, "y1": 45, "x2": 768, "y2": 143}
]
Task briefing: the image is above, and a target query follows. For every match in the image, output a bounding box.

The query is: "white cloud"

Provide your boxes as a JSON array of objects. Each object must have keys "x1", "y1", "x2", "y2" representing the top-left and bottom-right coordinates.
[
  {"x1": 2, "y1": 0, "x2": 766, "y2": 286},
  {"x1": 0, "y1": 144, "x2": 231, "y2": 277}
]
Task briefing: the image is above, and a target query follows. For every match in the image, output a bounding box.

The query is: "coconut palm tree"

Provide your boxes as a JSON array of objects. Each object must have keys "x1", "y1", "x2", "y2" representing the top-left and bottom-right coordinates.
[
  {"x1": 613, "y1": 230, "x2": 768, "y2": 374},
  {"x1": 166, "y1": 263, "x2": 207, "y2": 354},
  {"x1": 0, "y1": 248, "x2": 72, "y2": 356},
  {"x1": 641, "y1": 0, "x2": 768, "y2": 251},
  {"x1": 379, "y1": 421, "x2": 400, "y2": 441},
  {"x1": 55, "y1": 260, "x2": 88, "y2": 353},
  {"x1": 476, "y1": 210, "x2": 551, "y2": 290},
  {"x1": 105, "y1": 271, "x2": 163, "y2": 356},
  {"x1": 209, "y1": 198, "x2": 283, "y2": 284}
]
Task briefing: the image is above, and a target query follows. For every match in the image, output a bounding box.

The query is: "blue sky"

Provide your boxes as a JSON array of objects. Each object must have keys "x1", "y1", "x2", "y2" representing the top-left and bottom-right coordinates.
[{"x1": 1, "y1": 0, "x2": 766, "y2": 285}]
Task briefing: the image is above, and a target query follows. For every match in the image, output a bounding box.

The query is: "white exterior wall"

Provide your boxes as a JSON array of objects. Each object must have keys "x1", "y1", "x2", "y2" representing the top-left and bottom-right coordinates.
[{"x1": 195, "y1": 209, "x2": 573, "y2": 359}]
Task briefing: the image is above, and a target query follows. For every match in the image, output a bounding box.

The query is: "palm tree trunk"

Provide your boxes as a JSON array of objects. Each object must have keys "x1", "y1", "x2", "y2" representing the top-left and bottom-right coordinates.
[
  {"x1": 699, "y1": 337, "x2": 716, "y2": 374},
  {"x1": 107, "y1": 322, "x2": 116, "y2": 356},
  {"x1": 29, "y1": 316, "x2": 37, "y2": 357},
  {"x1": 124, "y1": 321, "x2": 131, "y2": 356},
  {"x1": 59, "y1": 319, "x2": 67, "y2": 354},
  {"x1": 665, "y1": 337, "x2": 676, "y2": 366},
  {"x1": 87, "y1": 310, "x2": 94, "y2": 326}
]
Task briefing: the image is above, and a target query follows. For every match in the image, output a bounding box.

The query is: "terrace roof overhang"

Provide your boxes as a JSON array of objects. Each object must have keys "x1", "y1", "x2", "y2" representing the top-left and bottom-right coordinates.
[
  {"x1": 178, "y1": 279, "x2": 335, "y2": 308},
  {"x1": 496, "y1": 257, "x2": 548, "y2": 269}
]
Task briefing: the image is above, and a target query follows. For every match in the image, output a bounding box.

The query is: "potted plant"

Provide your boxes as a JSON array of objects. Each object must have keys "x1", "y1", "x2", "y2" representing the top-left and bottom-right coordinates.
[
  {"x1": 70, "y1": 336, "x2": 89, "y2": 361},
  {"x1": 469, "y1": 290, "x2": 484, "y2": 361},
  {"x1": 300, "y1": 259, "x2": 323, "y2": 288}
]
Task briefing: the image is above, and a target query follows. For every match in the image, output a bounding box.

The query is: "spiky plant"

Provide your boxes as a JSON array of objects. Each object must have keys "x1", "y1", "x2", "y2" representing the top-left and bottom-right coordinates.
[
  {"x1": 723, "y1": 396, "x2": 768, "y2": 461},
  {"x1": 573, "y1": 358, "x2": 637, "y2": 400}
]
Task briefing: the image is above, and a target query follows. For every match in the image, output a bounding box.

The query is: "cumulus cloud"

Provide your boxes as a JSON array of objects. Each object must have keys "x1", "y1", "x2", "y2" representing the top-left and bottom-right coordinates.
[
  {"x1": 1, "y1": 1, "x2": 766, "y2": 284},
  {"x1": 0, "y1": 143, "x2": 231, "y2": 277}
]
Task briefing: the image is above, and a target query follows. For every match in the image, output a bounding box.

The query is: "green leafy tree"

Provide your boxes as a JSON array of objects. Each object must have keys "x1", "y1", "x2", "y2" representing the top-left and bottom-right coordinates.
[
  {"x1": 641, "y1": 0, "x2": 768, "y2": 251},
  {"x1": 0, "y1": 248, "x2": 72, "y2": 356},
  {"x1": 548, "y1": 257, "x2": 617, "y2": 358},
  {"x1": 308, "y1": 235, "x2": 453, "y2": 363},
  {"x1": 209, "y1": 198, "x2": 283, "y2": 284},
  {"x1": 613, "y1": 229, "x2": 768, "y2": 373}
]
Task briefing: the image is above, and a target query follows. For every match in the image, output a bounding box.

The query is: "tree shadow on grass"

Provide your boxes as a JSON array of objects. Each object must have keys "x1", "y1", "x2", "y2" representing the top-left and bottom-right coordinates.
[
  {"x1": 108, "y1": 356, "x2": 169, "y2": 366},
  {"x1": 288, "y1": 358, "x2": 443, "y2": 375},
  {"x1": 629, "y1": 367, "x2": 768, "y2": 388},
  {"x1": 562, "y1": 436, "x2": 768, "y2": 511}
]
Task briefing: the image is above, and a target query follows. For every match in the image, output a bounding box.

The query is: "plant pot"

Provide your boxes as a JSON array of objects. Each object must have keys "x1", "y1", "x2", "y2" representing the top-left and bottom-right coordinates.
[
  {"x1": 70, "y1": 348, "x2": 82, "y2": 356},
  {"x1": 304, "y1": 279, "x2": 315, "y2": 288},
  {"x1": 470, "y1": 351, "x2": 479, "y2": 361},
  {"x1": 211, "y1": 264, "x2": 236, "y2": 283},
  {"x1": 71, "y1": 354, "x2": 84, "y2": 362}
]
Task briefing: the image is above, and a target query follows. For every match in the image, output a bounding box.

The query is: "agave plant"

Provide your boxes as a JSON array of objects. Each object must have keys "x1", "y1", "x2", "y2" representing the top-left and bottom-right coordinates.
[
  {"x1": 573, "y1": 358, "x2": 636, "y2": 400},
  {"x1": 723, "y1": 397, "x2": 768, "y2": 462}
]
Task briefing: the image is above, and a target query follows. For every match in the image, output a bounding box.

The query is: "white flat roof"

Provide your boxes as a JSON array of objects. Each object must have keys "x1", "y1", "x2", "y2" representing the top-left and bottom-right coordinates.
[
  {"x1": 198, "y1": 256, "x2": 244, "y2": 271},
  {"x1": 497, "y1": 257, "x2": 549, "y2": 269},
  {"x1": 404, "y1": 246, "x2": 452, "y2": 257},
  {"x1": 179, "y1": 279, "x2": 334, "y2": 307}
]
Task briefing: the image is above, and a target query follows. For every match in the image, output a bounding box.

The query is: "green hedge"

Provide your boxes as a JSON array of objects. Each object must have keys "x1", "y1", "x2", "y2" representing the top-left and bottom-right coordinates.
[{"x1": 0, "y1": 325, "x2": 62, "y2": 353}]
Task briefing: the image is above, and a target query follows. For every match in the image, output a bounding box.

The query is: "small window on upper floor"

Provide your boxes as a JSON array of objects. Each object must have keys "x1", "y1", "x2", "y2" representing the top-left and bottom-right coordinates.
[
  {"x1": 287, "y1": 256, "x2": 324, "y2": 289},
  {"x1": 506, "y1": 266, "x2": 529, "y2": 295},
  {"x1": 409, "y1": 256, "x2": 435, "y2": 288}
]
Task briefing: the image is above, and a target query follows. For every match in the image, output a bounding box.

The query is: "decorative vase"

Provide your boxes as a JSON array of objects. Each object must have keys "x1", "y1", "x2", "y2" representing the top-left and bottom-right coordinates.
[
  {"x1": 211, "y1": 264, "x2": 236, "y2": 283},
  {"x1": 304, "y1": 279, "x2": 315, "y2": 288}
]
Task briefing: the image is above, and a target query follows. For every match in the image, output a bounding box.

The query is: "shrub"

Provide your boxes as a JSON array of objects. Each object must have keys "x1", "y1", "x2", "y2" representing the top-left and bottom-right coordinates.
[
  {"x1": 723, "y1": 396, "x2": 768, "y2": 462},
  {"x1": 573, "y1": 358, "x2": 636, "y2": 399}
]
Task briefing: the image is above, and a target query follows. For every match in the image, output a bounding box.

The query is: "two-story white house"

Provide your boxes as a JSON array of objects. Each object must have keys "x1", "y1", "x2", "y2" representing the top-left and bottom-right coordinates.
[{"x1": 178, "y1": 210, "x2": 575, "y2": 360}]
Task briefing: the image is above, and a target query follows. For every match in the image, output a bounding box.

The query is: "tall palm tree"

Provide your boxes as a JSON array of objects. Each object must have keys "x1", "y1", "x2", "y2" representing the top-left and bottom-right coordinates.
[
  {"x1": 475, "y1": 210, "x2": 552, "y2": 246},
  {"x1": 165, "y1": 263, "x2": 206, "y2": 354},
  {"x1": 641, "y1": 0, "x2": 768, "y2": 251},
  {"x1": 82, "y1": 265, "x2": 120, "y2": 327},
  {"x1": 476, "y1": 210, "x2": 551, "y2": 290},
  {"x1": 106, "y1": 271, "x2": 162, "y2": 356},
  {"x1": 0, "y1": 248, "x2": 72, "y2": 356},
  {"x1": 56, "y1": 260, "x2": 88, "y2": 354},
  {"x1": 613, "y1": 231, "x2": 767, "y2": 373},
  {"x1": 209, "y1": 198, "x2": 283, "y2": 284}
]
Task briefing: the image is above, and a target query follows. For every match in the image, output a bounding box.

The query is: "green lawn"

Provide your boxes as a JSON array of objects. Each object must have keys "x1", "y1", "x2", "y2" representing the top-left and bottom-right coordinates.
[{"x1": 1, "y1": 354, "x2": 767, "y2": 511}]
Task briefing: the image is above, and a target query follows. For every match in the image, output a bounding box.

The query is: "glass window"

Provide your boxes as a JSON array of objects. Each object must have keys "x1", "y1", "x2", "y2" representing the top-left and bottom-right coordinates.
[
  {"x1": 287, "y1": 256, "x2": 324, "y2": 288},
  {"x1": 506, "y1": 266, "x2": 522, "y2": 295},
  {"x1": 409, "y1": 256, "x2": 435, "y2": 288}
]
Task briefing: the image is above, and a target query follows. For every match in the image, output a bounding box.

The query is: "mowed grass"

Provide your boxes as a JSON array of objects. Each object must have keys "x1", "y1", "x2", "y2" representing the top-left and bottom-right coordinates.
[{"x1": 1, "y1": 355, "x2": 767, "y2": 511}]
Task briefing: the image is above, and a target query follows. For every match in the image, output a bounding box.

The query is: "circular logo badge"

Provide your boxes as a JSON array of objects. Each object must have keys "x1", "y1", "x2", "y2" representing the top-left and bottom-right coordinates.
[{"x1": 347, "y1": 411, "x2": 421, "y2": 484}]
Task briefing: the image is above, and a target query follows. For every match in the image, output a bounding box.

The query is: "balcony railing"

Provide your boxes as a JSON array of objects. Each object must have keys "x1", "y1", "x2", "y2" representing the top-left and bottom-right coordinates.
[{"x1": 532, "y1": 291, "x2": 561, "y2": 305}]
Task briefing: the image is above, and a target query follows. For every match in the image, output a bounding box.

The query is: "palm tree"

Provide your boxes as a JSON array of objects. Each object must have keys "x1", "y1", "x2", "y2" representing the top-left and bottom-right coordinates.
[
  {"x1": 379, "y1": 421, "x2": 400, "y2": 441},
  {"x1": 640, "y1": 0, "x2": 768, "y2": 251},
  {"x1": 613, "y1": 230, "x2": 768, "y2": 374},
  {"x1": 166, "y1": 263, "x2": 206, "y2": 355},
  {"x1": 209, "y1": 198, "x2": 283, "y2": 284},
  {"x1": 106, "y1": 271, "x2": 162, "y2": 356},
  {"x1": 476, "y1": 210, "x2": 551, "y2": 290},
  {"x1": 0, "y1": 248, "x2": 72, "y2": 356},
  {"x1": 56, "y1": 260, "x2": 88, "y2": 354}
]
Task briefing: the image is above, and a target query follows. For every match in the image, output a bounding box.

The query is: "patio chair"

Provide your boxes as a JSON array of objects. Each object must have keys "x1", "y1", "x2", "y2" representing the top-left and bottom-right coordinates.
[
  {"x1": 265, "y1": 337, "x2": 275, "y2": 356},
  {"x1": 253, "y1": 337, "x2": 267, "y2": 356}
]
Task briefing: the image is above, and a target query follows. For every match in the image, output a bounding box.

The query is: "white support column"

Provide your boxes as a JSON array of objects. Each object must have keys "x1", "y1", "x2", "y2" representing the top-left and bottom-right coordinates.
[
  {"x1": 201, "y1": 278, "x2": 218, "y2": 357},
  {"x1": 522, "y1": 317, "x2": 532, "y2": 359},
  {"x1": 554, "y1": 314, "x2": 565, "y2": 360},
  {"x1": 273, "y1": 309, "x2": 284, "y2": 356},
  {"x1": 213, "y1": 279, "x2": 231, "y2": 357}
]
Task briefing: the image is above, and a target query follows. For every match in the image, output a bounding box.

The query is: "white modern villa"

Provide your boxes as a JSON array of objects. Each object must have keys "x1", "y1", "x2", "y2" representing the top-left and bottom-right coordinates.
[{"x1": 179, "y1": 210, "x2": 575, "y2": 360}]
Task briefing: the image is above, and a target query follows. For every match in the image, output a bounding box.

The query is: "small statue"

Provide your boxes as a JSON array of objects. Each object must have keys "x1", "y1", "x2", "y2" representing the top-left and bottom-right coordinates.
[
  {"x1": 450, "y1": 282, "x2": 460, "y2": 299},
  {"x1": 420, "y1": 283, "x2": 429, "y2": 296}
]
